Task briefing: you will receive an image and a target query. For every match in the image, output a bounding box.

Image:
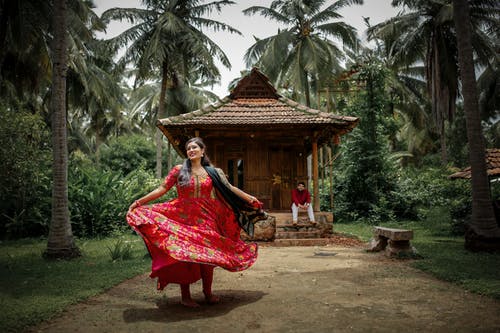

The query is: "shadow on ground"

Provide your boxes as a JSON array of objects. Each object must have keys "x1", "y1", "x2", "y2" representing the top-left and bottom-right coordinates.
[{"x1": 123, "y1": 289, "x2": 267, "y2": 323}]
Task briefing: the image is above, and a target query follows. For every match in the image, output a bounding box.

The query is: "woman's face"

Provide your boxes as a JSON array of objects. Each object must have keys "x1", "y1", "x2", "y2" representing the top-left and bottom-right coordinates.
[{"x1": 186, "y1": 141, "x2": 204, "y2": 161}]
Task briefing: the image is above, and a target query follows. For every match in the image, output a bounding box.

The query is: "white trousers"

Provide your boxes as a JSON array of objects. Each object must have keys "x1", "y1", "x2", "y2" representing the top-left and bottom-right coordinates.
[{"x1": 291, "y1": 203, "x2": 315, "y2": 222}]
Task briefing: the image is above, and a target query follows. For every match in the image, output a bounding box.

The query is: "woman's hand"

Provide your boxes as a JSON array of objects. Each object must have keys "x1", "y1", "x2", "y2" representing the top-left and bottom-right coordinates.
[
  {"x1": 128, "y1": 186, "x2": 166, "y2": 213},
  {"x1": 229, "y1": 184, "x2": 258, "y2": 204},
  {"x1": 128, "y1": 200, "x2": 141, "y2": 212}
]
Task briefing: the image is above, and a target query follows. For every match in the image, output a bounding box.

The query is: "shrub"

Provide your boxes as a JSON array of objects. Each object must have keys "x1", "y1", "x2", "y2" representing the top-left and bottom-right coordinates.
[
  {"x1": 329, "y1": 162, "x2": 472, "y2": 234},
  {"x1": 391, "y1": 167, "x2": 471, "y2": 235},
  {"x1": 106, "y1": 238, "x2": 134, "y2": 261},
  {"x1": 449, "y1": 197, "x2": 471, "y2": 235},
  {"x1": 422, "y1": 206, "x2": 453, "y2": 236},
  {"x1": 68, "y1": 157, "x2": 168, "y2": 238},
  {"x1": 0, "y1": 104, "x2": 52, "y2": 238},
  {"x1": 99, "y1": 134, "x2": 157, "y2": 174}
]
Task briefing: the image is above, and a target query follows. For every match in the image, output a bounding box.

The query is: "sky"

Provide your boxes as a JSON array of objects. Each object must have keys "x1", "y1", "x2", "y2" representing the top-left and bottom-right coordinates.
[{"x1": 93, "y1": 0, "x2": 399, "y2": 98}]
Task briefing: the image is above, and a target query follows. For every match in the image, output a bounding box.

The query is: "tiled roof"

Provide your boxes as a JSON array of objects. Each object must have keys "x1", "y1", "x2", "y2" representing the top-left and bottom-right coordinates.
[
  {"x1": 449, "y1": 149, "x2": 500, "y2": 179},
  {"x1": 158, "y1": 96, "x2": 358, "y2": 129},
  {"x1": 157, "y1": 67, "x2": 359, "y2": 154}
]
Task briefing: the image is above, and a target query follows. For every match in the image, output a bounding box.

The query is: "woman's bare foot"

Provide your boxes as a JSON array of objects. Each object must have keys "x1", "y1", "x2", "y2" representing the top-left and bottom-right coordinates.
[
  {"x1": 204, "y1": 293, "x2": 221, "y2": 304},
  {"x1": 181, "y1": 298, "x2": 200, "y2": 308}
]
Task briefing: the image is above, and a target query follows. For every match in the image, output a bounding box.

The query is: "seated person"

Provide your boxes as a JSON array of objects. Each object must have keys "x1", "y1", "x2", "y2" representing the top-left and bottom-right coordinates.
[{"x1": 291, "y1": 181, "x2": 316, "y2": 226}]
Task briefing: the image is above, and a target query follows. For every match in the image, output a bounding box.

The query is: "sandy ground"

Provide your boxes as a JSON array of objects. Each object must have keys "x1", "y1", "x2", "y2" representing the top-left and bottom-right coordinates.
[{"x1": 27, "y1": 244, "x2": 500, "y2": 333}]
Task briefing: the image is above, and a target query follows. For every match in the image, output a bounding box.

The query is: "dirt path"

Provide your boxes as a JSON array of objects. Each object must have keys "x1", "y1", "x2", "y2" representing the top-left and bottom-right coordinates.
[{"x1": 28, "y1": 245, "x2": 500, "y2": 333}]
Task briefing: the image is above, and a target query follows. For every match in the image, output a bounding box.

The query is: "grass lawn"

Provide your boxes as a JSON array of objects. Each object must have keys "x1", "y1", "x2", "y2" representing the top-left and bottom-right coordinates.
[
  {"x1": 0, "y1": 234, "x2": 150, "y2": 333},
  {"x1": 334, "y1": 221, "x2": 500, "y2": 300}
]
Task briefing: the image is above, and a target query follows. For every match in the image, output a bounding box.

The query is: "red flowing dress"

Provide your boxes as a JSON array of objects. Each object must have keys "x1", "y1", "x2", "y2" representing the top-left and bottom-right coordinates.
[{"x1": 127, "y1": 165, "x2": 258, "y2": 290}]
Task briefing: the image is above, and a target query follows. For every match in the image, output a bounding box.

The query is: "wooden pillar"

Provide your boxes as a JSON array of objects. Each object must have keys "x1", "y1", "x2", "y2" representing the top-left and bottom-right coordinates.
[
  {"x1": 328, "y1": 144, "x2": 334, "y2": 210},
  {"x1": 319, "y1": 146, "x2": 324, "y2": 188},
  {"x1": 312, "y1": 136, "x2": 320, "y2": 211},
  {"x1": 333, "y1": 134, "x2": 340, "y2": 145}
]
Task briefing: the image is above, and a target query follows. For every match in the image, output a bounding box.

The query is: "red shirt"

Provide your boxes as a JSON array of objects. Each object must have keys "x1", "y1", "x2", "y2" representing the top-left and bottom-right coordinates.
[{"x1": 291, "y1": 189, "x2": 311, "y2": 206}]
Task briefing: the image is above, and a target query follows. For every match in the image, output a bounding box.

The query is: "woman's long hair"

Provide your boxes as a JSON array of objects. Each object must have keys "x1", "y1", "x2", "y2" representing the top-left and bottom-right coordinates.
[{"x1": 178, "y1": 137, "x2": 212, "y2": 186}]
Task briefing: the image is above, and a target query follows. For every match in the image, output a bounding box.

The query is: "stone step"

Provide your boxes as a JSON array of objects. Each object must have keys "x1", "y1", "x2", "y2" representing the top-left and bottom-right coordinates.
[
  {"x1": 277, "y1": 223, "x2": 317, "y2": 229},
  {"x1": 275, "y1": 231, "x2": 321, "y2": 239},
  {"x1": 277, "y1": 226, "x2": 320, "y2": 233},
  {"x1": 272, "y1": 238, "x2": 334, "y2": 246}
]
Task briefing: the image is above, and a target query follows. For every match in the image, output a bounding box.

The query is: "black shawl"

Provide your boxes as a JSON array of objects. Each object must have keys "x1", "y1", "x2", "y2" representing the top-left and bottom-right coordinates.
[{"x1": 205, "y1": 166, "x2": 267, "y2": 237}]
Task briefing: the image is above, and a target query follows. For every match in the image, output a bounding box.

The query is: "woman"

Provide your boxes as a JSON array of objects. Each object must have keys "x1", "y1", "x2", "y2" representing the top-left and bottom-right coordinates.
[{"x1": 127, "y1": 137, "x2": 260, "y2": 308}]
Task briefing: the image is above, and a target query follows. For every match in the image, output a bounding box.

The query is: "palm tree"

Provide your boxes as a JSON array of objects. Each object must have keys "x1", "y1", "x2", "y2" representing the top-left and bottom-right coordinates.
[
  {"x1": 129, "y1": 69, "x2": 219, "y2": 170},
  {"x1": 0, "y1": 0, "x2": 53, "y2": 101},
  {"x1": 44, "y1": 0, "x2": 80, "y2": 259},
  {"x1": 479, "y1": 63, "x2": 500, "y2": 147},
  {"x1": 369, "y1": 0, "x2": 499, "y2": 163},
  {"x1": 67, "y1": 39, "x2": 129, "y2": 161},
  {"x1": 0, "y1": 0, "x2": 117, "y2": 255},
  {"x1": 243, "y1": 0, "x2": 363, "y2": 107},
  {"x1": 365, "y1": 18, "x2": 434, "y2": 163},
  {"x1": 478, "y1": 63, "x2": 499, "y2": 124},
  {"x1": 453, "y1": 0, "x2": 500, "y2": 251},
  {"x1": 102, "y1": 0, "x2": 240, "y2": 178}
]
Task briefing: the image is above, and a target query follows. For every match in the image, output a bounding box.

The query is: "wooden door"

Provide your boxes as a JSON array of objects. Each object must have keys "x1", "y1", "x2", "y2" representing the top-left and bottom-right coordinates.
[{"x1": 269, "y1": 146, "x2": 293, "y2": 210}]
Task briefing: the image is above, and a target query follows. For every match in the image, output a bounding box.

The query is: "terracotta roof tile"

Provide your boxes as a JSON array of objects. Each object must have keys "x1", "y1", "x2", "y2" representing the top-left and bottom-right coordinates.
[
  {"x1": 449, "y1": 149, "x2": 500, "y2": 179},
  {"x1": 158, "y1": 97, "x2": 358, "y2": 128},
  {"x1": 156, "y1": 67, "x2": 359, "y2": 151}
]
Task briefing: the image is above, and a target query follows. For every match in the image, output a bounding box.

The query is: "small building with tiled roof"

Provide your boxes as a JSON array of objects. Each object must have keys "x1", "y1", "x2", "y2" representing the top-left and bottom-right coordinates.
[{"x1": 157, "y1": 68, "x2": 359, "y2": 211}]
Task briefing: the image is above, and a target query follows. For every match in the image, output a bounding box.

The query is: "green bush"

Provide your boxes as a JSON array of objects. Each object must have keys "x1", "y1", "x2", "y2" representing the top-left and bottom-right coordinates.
[
  {"x1": 449, "y1": 197, "x2": 471, "y2": 235},
  {"x1": 329, "y1": 61, "x2": 399, "y2": 224},
  {"x1": 68, "y1": 157, "x2": 165, "y2": 238},
  {"x1": 0, "y1": 104, "x2": 52, "y2": 238},
  {"x1": 99, "y1": 134, "x2": 157, "y2": 174},
  {"x1": 421, "y1": 206, "x2": 454, "y2": 236},
  {"x1": 329, "y1": 162, "x2": 472, "y2": 235},
  {"x1": 393, "y1": 167, "x2": 471, "y2": 235}
]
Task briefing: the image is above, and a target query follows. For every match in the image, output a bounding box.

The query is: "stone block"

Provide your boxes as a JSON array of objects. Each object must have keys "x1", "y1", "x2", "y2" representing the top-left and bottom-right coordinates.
[
  {"x1": 241, "y1": 215, "x2": 276, "y2": 241},
  {"x1": 374, "y1": 227, "x2": 413, "y2": 241},
  {"x1": 368, "y1": 226, "x2": 417, "y2": 258}
]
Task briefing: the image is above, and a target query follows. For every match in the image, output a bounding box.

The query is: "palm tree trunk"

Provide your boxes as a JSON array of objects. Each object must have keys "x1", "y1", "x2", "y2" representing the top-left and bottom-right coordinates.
[
  {"x1": 453, "y1": 0, "x2": 500, "y2": 251},
  {"x1": 44, "y1": 0, "x2": 80, "y2": 259},
  {"x1": 440, "y1": 120, "x2": 448, "y2": 164},
  {"x1": 0, "y1": 0, "x2": 10, "y2": 84},
  {"x1": 155, "y1": 62, "x2": 169, "y2": 178},
  {"x1": 316, "y1": 89, "x2": 320, "y2": 110},
  {"x1": 93, "y1": 113, "x2": 102, "y2": 165},
  {"x1": 95, "y1": 133, "x2": 102, "y2": 165},
  {"x1": 304, "y1": 70, "x2": 311, "y2": 107},
  {"x1": 430, "y1": 38, "x2": 449, "y2": 165},
  {"x1": 328, "y1": 143, "x2": 334, "y2": 210},
  {"x1": 167, "y1": 142, "x2": 172, "y2": 172}
]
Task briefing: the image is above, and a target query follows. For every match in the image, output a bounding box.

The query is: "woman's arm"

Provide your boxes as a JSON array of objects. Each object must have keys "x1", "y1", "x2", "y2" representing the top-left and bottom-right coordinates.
[
  {"x1": 128, "y1": 165, "x2": 181, "y2": 212},
  {"x1": 214, "y1": 168, "x2": 257, "y2": 203},
  {"x1": 229, "y1": 184, "x2": 257, "y2": 203},
  {"x1": 128, "y1": 185, "x2": 167, "y2": 212}
]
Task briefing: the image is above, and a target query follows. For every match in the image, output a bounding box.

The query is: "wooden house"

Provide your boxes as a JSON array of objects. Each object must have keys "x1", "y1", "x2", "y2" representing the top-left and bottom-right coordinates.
[{"x1": 157, "y1": 68, "x2": 359, "y2": 213}]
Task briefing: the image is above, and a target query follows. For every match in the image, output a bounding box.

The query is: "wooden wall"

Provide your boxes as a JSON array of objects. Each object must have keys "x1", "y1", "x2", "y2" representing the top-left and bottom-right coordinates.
[{"x1": 205, "y1": 135, "x2": 308, "y2": 211}]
